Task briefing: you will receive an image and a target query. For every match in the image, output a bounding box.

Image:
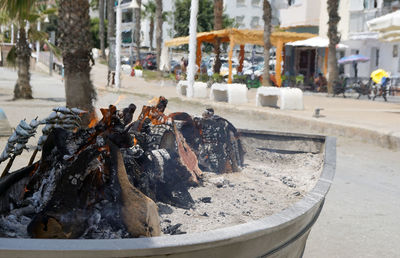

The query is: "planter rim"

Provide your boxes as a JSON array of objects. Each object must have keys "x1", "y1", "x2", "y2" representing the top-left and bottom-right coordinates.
[{"x1": 0, "y1": 130, "x2": 336, "y2": 257}]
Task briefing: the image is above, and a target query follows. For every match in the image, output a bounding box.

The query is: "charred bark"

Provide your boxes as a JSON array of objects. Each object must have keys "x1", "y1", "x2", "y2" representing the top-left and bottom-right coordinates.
[{"x1": 0, "y1": 98, "x2": 245, "y2": 239}]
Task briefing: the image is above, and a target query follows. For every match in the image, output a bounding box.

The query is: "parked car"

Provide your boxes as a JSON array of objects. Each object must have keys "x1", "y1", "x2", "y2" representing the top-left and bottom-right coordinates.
[{"x1": 141, "y1": 54, "x2": 157, "y2": 70}]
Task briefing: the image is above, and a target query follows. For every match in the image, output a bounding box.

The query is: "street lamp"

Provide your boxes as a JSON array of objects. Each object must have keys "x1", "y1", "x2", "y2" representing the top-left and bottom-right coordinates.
[
  {"x1": 116, "y1": 0, "x2": 138, "y2": 88},
  {"x1": 36, "y1": 15, "x2": 49, "y2": 63}
]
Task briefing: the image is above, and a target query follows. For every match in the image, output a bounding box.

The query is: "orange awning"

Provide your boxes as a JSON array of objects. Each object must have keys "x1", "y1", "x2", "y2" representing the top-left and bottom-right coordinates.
[{"x1": 165, "y1": 29, "x2": 316, "y2": 86}]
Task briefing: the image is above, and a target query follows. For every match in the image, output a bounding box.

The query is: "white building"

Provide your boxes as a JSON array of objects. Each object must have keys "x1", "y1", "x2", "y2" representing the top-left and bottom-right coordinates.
[
  {"x1": 321, "y1": 0, "x2": 400, "y2": 78},
  {"x1": 138, "y1": 0, "x2": 282, "y2": 50},
  {"x1": 278, "y1": 0, "x2": 400, "y2": 79},
  {"x1": 225, "y1": 0, "x2": 281, "y2": 30}
]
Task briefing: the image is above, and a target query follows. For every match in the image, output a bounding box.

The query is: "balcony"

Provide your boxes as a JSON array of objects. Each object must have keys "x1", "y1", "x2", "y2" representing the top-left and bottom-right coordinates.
[
  {"x1": 279, "y1": 0, "x2": 321, "y2": 28},
  {"x1": 348, "y1": 7, "x2": 392, "y2": 39}
]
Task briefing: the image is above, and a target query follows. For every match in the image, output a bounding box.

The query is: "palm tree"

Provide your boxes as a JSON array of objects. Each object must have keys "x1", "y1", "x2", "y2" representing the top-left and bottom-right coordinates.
[
  {"x1": 0, "y1": 0, "x2": 54, "y2": 99},
  {"x1": 99, "y1": 0, "x2": 106, "y2": 59},
  {"x1": 262, "y1": 0, "x2": 272, "y2": 86},
  {"x1": 107, "y1": 0, "x2": 115, "y2": 75},
  {"x1": 213, "y1": 0, "x2": 223, "y2": 74},
  {"x1": 327, "y1": 0, "x2": 340, "y2": 94},
  {"x1": 155, "y1": 0, "x2": 162, "y2": 70},
  {"x1": 59, "y1": 0, "x2": 97, "y2": 124},
  {"x1": 0, "y1": 1, "x2": 35, "y2": 99},
  {"x1": 143, "y1": 0, "x2": 156, "y2": 51},
  {"x1": 135, "y1": 0, "x2": 141, "y2": 62}
]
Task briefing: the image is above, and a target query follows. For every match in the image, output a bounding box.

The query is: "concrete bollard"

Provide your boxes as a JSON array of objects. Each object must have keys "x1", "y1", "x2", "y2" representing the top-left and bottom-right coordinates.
[
  {"x1": 210, "y1": 83, "x2": 248, "y2": 104},
  {"x1": 193, "y1": 82, "x2": 208, "y2": 98},
  {"x1": 177, "y1": 80, "x2": 189, "y2": 96},
  {"x1": 210, "y1": 83, "x2": 228, "y2": 102},
  {"x1": 227, "y1": 83, "x2": 248, "y2": 104},
  {"x1": 256, "y1": 87, "x2": 303, "y2": 110}
]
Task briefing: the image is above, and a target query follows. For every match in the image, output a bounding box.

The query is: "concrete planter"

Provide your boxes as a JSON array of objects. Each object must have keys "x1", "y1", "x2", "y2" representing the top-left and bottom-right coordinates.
[
  {"x1": 134, "y1": 69, "x2": 143, "y2": 77},
  {"x1": 0, "y1": 130, "x2": 336, "y2": 258}
]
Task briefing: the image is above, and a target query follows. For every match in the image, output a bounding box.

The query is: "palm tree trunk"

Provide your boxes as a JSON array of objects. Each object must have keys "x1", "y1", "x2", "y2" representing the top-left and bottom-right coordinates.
[
  {"x1": 59, "y1": 0, "x2": 96, "y2": 125},
  {"x1": 149, "y1": 18, "x2": 154, "y2": 51},
  {"x1": 107, "y1": 0, "x2": 115, "y2": 40},
  {"x1": 14, "y1": 27, "x2": 32, "y2": 99},
  {"x1": 99, "y1": 0, "x2": 106, "y2": 59},
  {"x1": 107, "y1": 0, "x2": 115, "y2": 67},
  {"x1": 135, "y1": 0, "x2": 142, "y2": 62},
  {"x1": 327, "y1": 0, "x2": 340, "y2": 94},
  {"x1": 155, "y1": 0, "x2": 162, "y2": 70},
  {"x1": 262, "y1": 0, "x2": 272, "y2": 86},
  {"x1": 213, "y1": 0, "x2": 223, "y2": 74}
]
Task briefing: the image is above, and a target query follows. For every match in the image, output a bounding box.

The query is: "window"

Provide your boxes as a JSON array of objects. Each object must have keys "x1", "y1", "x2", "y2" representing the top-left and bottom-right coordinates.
[
  {"x1": 398, "y1": 56, "x2": 400, "y2": 72},
  {"x1": 376, "y1": 48, "x2": 380, "y2": 67},
  {"x1": 252, "y1": 0, "x2": 261, "y2": 7},
  {"x1": 364, "y1": 0, "x2": 378, "y2": 9},
  {"x1": 250, "y1": 16, "x2": 260, "y2": 28},
  {"x1": 236, "y1": 0, "x2": 246, "y2": 7},
  {"x1": 122, "y1": 9, "x2": 133, "y2": 23},
  {"x1": 235, "y1": 16, "x2": 245, "y2": 28}
]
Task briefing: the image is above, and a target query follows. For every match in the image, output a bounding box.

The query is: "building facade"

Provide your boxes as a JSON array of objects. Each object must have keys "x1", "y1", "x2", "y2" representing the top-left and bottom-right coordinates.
[
  {"x1": 278, "y1": 0, "x2": 400, "y2": 79},
  {"x1": 137, "y1": 0, "x2": 282, "y2": 50},
  {"x1": 326, "y1": 0, "x2": 400, "y2": 79}
]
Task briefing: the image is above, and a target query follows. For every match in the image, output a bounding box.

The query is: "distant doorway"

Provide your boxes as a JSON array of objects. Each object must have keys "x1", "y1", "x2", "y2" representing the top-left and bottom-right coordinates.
[{"x1": 296, "y1": 48, "x2": 316, "y2": 84}]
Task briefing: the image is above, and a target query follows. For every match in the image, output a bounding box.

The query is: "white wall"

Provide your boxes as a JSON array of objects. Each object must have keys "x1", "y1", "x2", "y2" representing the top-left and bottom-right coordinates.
[
  {"x1": 140, "y1": 0, "x2": 175, "y2": 49},
  {"x1": 279, "y1": 0, "x2": 321, "y2": 28},
  {"x1": 224, "y1": 0, "x2": 265, "y2": 29},
  {"x1": 341, "y1": 39, "x2": 400, "y2": 78},
  {"x1": 319, "y1": 0, "x2": 350, "y2": 40}
]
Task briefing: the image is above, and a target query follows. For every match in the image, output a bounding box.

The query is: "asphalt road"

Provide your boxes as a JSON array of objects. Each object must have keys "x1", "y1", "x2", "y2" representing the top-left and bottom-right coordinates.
[{"x1": 0, "y1": 68, "x2": 399, "y2": 257}]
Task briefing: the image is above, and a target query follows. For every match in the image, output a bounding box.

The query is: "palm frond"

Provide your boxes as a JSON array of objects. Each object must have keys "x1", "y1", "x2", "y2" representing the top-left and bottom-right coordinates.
[
  {"x1": 44, "y1": 39, "x2": 61, "y2": 58},
  {"x1": 0, "y1": 0, "x2": 37, "y2": 22},
  {"x1": 42, "y1": 7, "x2": 57, "y2": 15},
  {"x1": 29, "y1": 28, "x2": 47, "y2": 42},
  {"x1": 27, "y1": 13, "x2": 40, "y2": 23}
]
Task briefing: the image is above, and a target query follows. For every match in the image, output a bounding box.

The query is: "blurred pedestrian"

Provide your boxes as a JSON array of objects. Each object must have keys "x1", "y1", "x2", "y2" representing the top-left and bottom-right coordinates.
[
  {"x1": 180, "y1": 57, "x2": 187, "y2": 73},
  {"x1": 314, "y1": 73, "x2": 327, "y2": 92}
]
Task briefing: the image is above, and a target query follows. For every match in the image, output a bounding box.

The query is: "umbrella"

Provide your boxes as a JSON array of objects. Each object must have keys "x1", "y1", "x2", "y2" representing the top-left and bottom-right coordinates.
[
  {"x1": 370, "y1": 69, "x2": 389, "y2": 84},
  {"x1": 286, "y1": 36, "x2": 348, "y2": 49},
  {"x1": 338, "y1": 54, "x2": 370, "y2": 65}
]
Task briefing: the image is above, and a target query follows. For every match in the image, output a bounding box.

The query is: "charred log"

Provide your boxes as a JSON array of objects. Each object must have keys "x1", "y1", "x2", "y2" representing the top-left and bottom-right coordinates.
[{"x1": 0, "y1": 98, "x2": 245, "y2": 239}]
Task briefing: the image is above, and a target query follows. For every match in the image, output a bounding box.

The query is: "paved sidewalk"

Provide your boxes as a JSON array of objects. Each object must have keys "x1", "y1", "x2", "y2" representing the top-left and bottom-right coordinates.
[{"x1": 90, "y1": 63, "x2": 400, "y2": 150}]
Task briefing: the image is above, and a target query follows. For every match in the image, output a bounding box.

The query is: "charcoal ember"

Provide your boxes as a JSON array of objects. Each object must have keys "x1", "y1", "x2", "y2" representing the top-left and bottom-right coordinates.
[
  {"x1": 162, "y1": 223, "x2": 186, "y2": 235},
  {"x1": 280, "y1": 176, "x2": 296, "y2": 188},
  {"x1": 0, "y1": 98, "x2": 245, "y2": 239},
  {"x1": 193, "y1": 109, "x2": 245, "y2": 174},
  {"x1": 121, "y1": 103, "x2": 137, "y2": 126},
  {"x1": 199, "y1": 197, "x2": 212, "y2": 203},
  {"x1": 168, "y1": 112, "x2": 200, "y2": 150},
  {"x1": 141, "y1": 149, "x2": 195, "y2": 209},
  {"x1": 147, "y1": 124, "x2": 174, "y2": 150},
  {"x1": 0, "y1": 163, "x2": 37, "y2": 214},
  {"x1": 0, "y1": 214, "x2": 31, "y2": 238}
]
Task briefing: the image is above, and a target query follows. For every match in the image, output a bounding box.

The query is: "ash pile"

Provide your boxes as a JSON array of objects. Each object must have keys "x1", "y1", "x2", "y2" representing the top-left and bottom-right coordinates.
[{"x1": 0, "y1": 96, "x2": 244, "y2": 239}]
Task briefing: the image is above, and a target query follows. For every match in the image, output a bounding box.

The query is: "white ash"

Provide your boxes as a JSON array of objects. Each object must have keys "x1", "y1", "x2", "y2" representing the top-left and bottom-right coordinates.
[
  {"x1": 0, "y1": 214, "x2": 31, "y2": 238},
  {"x1": 159, "y1": 150, "x2": 323, "y2": 235}
]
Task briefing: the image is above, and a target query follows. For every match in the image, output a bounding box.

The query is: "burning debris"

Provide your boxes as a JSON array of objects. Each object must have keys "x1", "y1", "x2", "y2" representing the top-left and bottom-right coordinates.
[{"x1": 0, "y1": 97, "x2": 244, "y2": 239}]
